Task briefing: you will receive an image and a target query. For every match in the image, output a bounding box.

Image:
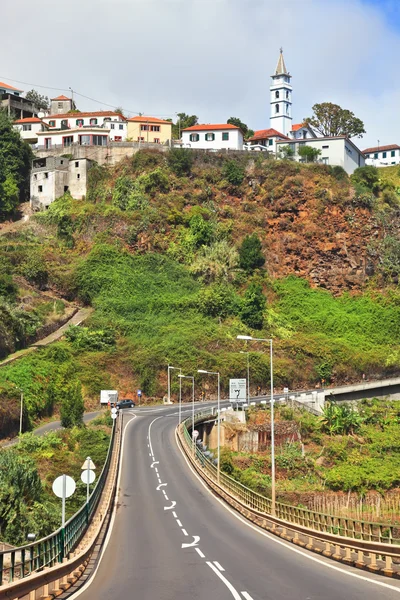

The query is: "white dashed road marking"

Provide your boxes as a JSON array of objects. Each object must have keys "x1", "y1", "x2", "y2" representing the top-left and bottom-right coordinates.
[
  {"x1": 213, "y1": 561, "x2": 225, "y2": 572},
  {"x1": 195, "y1": 548, "x2": 206, "y2": 559}
]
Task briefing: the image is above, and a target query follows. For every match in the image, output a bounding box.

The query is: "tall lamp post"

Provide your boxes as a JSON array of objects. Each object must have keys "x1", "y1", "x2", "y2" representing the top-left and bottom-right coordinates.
[
  {"x1": 15, "y1": 386, "x2": 24, "y2": 435},
  {"x1": 167, "y1": 365, "x2": 181, "y2": 404},
  {"x1": 237, "y1": 335, "x2": 275, "y2": 515},
  {"x1": 178, "y1": 375, "x2": 195, "y2": 454},
  {"x1": 198, "y1": 369, "x2": 220, "y2": 482},
  {"x1": 240, "y1": 350, "x2": 250, "y2": 404}
]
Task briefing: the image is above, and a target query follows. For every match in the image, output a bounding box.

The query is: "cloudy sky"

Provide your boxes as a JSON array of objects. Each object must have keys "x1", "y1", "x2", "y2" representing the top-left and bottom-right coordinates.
[{"x1": 2, "y1": 0, "x2": 400, "y2": 148}]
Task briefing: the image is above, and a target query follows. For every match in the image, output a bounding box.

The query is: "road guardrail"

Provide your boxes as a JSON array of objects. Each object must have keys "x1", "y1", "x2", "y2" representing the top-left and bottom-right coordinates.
[{"x1": 178, "y1": 409, "x2": 400, "y2": 578}]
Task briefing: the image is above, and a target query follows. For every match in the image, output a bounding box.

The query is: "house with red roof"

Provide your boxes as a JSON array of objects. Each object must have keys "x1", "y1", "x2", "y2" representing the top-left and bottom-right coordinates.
[
  {"x1": 13, "y1": 117, "x2": 50, "y2": 145},
  {"x1": 42, "y1": 111, "x2": 128, "y2": 142},
  {"x1": 363, "y1": 144, "x2": 400, "y2": 167},
  {"x1": 181, "y1": 123, "x2": 244, "y2": 151}
]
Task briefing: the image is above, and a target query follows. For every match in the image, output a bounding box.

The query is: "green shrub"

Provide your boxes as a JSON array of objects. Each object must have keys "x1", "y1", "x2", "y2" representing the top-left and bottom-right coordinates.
[
  {"x1": 198, "y1": 283, "x2": 239, "y2": 318},
  {"x1": 60, "y1": 380, "x2": 84, "y2": 428},
  {"x1": 238, "y1": 234, "x2": 265, "y2": 272},
  {"x1": 136, "y1": 168, "x2": 170, "y2": 194},
  {"x1": 65, "y1": 325, "x2": 116, "y2": 351},
  {"x1": 167, "y1": 148, "x2": 193, "y2": 176},
  {"x1": 222, "y1": 160, "x2": 245, "y2": 186},
  {"x1": 19, "y1": 252, "x2": 48, "y2": 289},
  {"x1": 351, "y1": 166, "x2": 380, "y2": 194},
  {"x1": 240, "y1": 282, "x2": 266, "y2": 329}
]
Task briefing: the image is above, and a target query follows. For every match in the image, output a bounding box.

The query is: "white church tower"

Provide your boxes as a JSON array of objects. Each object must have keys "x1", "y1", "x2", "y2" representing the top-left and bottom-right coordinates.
[{"x1": 270, "y1": 48, "x2": 292, "y2": 136}]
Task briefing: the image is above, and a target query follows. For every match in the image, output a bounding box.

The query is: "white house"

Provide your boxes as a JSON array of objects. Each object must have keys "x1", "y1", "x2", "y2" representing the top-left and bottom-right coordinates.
[
  {"x1": 30, "y1": 156, "x2": 93, "y2": 210},
  {"x1": 290, "y1": 123, "x2": 316, "y2": 140},
  {"x1": 36, "y1": 126, "x2": 110, "y2": 150},
  {"x1": 363, "y1": 144, "x2": 400, "y2": 167},
  {"x1": 13, "y1": 117, "x2": 50, "y2": 145},
  {"x1": 276, "y1": 136, "x2": 365, "y2": 174},
  {"x1": 181, "y1": 124, "x2": 244, "y2": 150},
  {"x1": 247, "y1": 128, "x2": 290, "y2": 153},
  {"x1": 42, "y1": 111, "x2": 128, "y2": 141}
]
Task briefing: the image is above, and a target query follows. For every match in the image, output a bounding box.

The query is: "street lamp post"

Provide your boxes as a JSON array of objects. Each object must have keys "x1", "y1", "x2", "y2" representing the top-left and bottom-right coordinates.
[
  {"x1": 178, "y1": 375, "x2": 195, "y2": 454},
  {"x1": 240, "y1": 350, "x2": 250, "y2": 404},
  {"x1": 237, "y1": 335, "x2": 275, "y2": 515},
  {"x1": 167, "y1": 365, "x2": 181, "y2": 404},
  {"x1": 198, "y1": 369, "x2": 220, "y2": 482},
  {"x1": 19, "y1": 388, "x2": 23, "y2": 435}
]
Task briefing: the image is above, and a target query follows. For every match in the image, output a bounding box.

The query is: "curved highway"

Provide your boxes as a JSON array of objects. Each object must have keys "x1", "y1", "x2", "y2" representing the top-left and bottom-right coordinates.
[{"x1": 74, "y1": 404, "x2": 400, "y2": 600}]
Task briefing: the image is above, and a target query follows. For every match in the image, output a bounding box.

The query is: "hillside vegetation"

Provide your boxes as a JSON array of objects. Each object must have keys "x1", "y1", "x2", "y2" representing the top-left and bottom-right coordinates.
[{"x1": 1, "y1": 150, "x2": 400, "y2": 436}]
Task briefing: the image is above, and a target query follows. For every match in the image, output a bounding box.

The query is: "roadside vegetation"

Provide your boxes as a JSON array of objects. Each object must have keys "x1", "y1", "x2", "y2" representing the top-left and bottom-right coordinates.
[
  {"x1": 219, "y1": 400, "x2": 400, "y2": 523},
  {"x1": 0, "y1": 414, "x2": 111, "y2": 546}
]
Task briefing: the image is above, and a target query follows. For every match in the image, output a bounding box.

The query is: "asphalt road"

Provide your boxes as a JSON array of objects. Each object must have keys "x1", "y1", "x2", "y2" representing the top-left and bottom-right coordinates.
[{"x1": 74, "y1": 404, "x2": 400, "y2": 600}]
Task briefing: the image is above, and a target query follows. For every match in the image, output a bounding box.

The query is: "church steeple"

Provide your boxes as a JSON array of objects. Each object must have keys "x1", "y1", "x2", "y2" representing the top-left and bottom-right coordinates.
[
  {"x1": 275, "y1": 47, "x2": 288, "y2": 76},
  {"x1": 270, "y1": 48, "x2": 292, "y2": 136}
]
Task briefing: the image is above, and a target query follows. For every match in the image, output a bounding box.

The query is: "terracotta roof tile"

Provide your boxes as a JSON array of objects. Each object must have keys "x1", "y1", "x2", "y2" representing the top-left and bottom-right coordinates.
[
  {"x1": 43, "y1": 110, "x2": 126, "y2": 121},
  {"x1": 14, "y1": 117, "x2": 43, "y2": 124},
  {"x1": 183, "y1": 123, "x2": 240, "y2": 132},
  {"x1": 128, "y1": 116, "x2": 172, "y2": 124},
  {"x1": 51, "y1": 95, "x2": 71, "y2": 101},
  {"x1": 363, "y1": 144, "x2": 400, "y2": 154},
  {"x1": 248, "y1": 128, "x2": 290, "y2": 141},
  {"x1": 0, "y1": 81, "x2": 23, "y2": 92}
]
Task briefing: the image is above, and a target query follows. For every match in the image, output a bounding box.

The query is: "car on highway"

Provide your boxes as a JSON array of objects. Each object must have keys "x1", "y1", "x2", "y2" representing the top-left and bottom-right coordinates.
[{"x1": 116, "y1": 399, "x2": 135, "y2": 409}]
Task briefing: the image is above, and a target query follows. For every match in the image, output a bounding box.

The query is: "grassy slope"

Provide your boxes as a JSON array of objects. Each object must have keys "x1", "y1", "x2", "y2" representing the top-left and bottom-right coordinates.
[{"x1": 1, "y1": 152, "x2": 400, "y2": 431}]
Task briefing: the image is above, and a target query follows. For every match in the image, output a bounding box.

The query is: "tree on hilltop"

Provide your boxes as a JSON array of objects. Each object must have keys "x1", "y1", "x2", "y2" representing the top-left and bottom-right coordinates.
[
  {"x1": 25, "y1": 89, "x2": 50, "y2": 112},
  {"x1": 173, "y1": 113, "x2": 198, "y2": 139},
  {"x1": 304, "y1": 102, "x2": 366, "y2": 138},
  {"x1": 227, "y1": 117, "x2": 254, "y2": 139}
]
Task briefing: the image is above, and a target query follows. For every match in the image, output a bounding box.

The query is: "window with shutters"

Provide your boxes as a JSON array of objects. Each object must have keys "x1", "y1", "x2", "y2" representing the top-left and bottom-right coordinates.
[
  {"x1": 189, "y1": 133, "x2": 199, "y2": 142},
  {"x1": 222, "y1": 132, "x2": 229, "y2": 141},
  {"x1": 49, "y1": 120, "x2": 55, "y2": 127},
  {"x1": 154, "y1": 138, "x2": 160, "y2": 143},
  {"x1": 268, "y1": 139, "x2": 273, "y2": 146},
  {"x1": 382, "y1": 152, "x2": 387, "y2": 158},
  {"x1": 391, "y1": 150, "x2": 396, "y2": 157},
  {"x1": 205, "y1": 133, "x2": 215, "y2": 141},
  {"x1": 90, "y1": 118, "x2": 98, "y2": 126}
]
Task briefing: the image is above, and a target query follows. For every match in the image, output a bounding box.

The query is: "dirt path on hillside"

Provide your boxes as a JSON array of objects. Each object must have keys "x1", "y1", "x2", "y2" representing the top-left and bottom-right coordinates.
[{"x1": 0, "y1": 307, "x2": 94, "y2": 368}]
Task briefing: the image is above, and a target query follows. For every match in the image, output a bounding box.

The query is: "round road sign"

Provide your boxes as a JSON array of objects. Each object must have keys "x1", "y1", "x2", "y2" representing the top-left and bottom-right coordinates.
[
  {"x1": 81, "y1": 470, "x2": 96, "y2": 485},
  {"x1": 111, "y1": 413, "x2": 118, "y2": 419},
  {"x1": 52, "y1": 475, "x2": 76, "y2": 499},
  {"x1": 111, "y1": 407, "x2": 117, "y2": 414}
]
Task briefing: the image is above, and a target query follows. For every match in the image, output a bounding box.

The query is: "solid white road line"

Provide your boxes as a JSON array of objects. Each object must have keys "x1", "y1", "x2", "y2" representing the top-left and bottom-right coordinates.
[
  {"x1": 175, "y1": 428, "x2": 400, "y2": 593},
  {"x1": 241, "y1": 592, "x2": 254, "y2": 600},
  {"x1": 72, "y1": 415, "x2": 138, "y2": 598},
  {"x1": 213, "y1": 561, "x2": 225, "y2": 572},
  {"x1": 195, "y1": 548, "x2": 206, "y2": 559},
  {"x1": 206, "y1": 561, "x2": 242, "y2": 600}
]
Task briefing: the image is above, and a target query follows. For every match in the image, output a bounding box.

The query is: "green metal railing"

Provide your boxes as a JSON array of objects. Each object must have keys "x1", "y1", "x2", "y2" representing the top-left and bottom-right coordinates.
[
  {"x1": 182, "y1": 410, "x2": 400, "y2": 545},
  {"x1": 0, "y1": 420, "x2": 116, "y2": 586}
]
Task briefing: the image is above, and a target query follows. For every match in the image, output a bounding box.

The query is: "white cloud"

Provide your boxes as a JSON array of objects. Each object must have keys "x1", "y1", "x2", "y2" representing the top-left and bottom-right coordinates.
[{"x1": 2, "y1": 0, "x2": 400, "y2": 147}]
